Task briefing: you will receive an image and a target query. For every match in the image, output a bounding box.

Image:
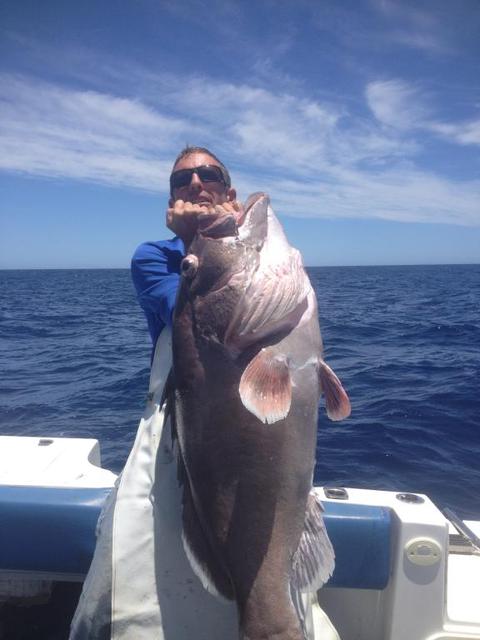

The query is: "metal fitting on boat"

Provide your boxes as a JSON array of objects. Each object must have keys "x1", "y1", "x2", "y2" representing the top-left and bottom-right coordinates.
[
  {"x1": 396, "y1": 492, "x2": 424, "y2": 504},
  {"x1": 324, "y1": 487, "x2": 349, "y2": 500}
]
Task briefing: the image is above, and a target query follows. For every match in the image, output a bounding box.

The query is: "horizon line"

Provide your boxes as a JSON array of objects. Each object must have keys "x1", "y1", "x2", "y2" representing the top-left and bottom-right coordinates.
[{"x1": 1, "y1": 262, "x2": 479, "y2": 271}]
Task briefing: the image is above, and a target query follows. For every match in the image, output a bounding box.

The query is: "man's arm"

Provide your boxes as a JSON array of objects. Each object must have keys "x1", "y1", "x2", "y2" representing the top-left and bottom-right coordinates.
[
  {"x1": 132, "y1": 201, "x2": 244, "y2": 345},
  {"x1": 131, "y1": 239, "x2": 184, "y2": 343}
]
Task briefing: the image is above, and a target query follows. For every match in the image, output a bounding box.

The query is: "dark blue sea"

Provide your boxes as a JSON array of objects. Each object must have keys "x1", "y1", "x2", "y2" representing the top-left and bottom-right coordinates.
[{"x1": 0, "y1": 266, "x2": 479, "y2": 519}]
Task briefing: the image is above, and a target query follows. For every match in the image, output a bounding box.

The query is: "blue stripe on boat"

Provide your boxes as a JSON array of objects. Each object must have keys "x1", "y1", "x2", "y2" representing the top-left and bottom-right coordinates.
[
  {"x1": 0, "y1": 487, "x2": 391, "y2": 589},
  {"x1": 0, "y1": 486, "x2": 111, "y2": 576},
  {"x1": 323, "y1": 501, "x2": 392, "y2": 590}
]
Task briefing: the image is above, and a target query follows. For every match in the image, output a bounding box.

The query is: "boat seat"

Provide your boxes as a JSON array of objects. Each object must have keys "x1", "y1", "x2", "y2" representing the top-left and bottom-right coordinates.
[
  {"x1": 0, "y1": 487, "x2": 391, "y2": 590},
  {"x1": 323, "y1": 501, "x2": 392, "y2": 590},
  {"x1": 0, "y1": 485, "x2": 111, "y2": 578}
]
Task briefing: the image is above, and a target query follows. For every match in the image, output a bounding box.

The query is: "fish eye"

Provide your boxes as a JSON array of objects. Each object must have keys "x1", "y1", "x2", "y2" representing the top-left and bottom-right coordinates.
[{"x1": 181, "y1": 254, "x2": 199, "y2": 279}]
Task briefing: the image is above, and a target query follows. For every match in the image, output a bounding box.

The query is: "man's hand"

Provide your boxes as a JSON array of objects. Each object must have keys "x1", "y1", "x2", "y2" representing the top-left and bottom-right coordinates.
[
  {"x1": 166, "y1": 200, "x2": 208, "y2": 247},
  {"x1": 166, "y1": 199, "x2": 244, "y2": 247}
]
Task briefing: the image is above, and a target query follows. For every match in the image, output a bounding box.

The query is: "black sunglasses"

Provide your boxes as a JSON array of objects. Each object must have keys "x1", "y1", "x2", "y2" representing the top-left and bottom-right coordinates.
[{"x1": 170, "y1": 164, "x2": 227, "y2": 193}]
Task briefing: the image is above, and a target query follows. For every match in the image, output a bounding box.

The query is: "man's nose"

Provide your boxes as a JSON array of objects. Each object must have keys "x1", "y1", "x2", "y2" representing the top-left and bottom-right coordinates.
[{"x1": 188, "y1": 172, "x2": 202, "y2": 189}]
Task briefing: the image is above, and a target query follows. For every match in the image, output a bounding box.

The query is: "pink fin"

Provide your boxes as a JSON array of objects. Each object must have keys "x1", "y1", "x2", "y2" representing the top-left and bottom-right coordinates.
[
  {"x1": 319, "y1": 360, "x2": 351, "y2": 421},
  {"x1": 239, "y1": 348, "x2": 292, "y2": 424}
]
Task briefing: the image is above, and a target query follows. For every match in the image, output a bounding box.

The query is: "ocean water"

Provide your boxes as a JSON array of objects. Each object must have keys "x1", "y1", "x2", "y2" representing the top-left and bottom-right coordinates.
[{"x1": 0, "y1": 265, "x2": 479, "y2": 519}]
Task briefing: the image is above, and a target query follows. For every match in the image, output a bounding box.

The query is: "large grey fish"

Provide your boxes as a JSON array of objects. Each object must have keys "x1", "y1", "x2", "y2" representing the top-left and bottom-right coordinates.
[{"x1": 171, "y1": 193, "x2": 351, "y2": 640}]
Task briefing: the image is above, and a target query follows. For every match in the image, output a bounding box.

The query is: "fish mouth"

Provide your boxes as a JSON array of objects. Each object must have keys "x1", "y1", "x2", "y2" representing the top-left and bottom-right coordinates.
[{"x1": 197, "y1": 211, "x2": 238, "y2": 239}]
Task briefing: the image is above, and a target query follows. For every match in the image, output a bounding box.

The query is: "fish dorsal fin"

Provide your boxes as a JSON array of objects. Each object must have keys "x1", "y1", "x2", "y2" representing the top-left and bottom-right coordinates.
[
  {"x1": 239, "y1": 347, "x2": 292, "y2": 424},
  {"x1": 292, "y1": 491, "x2": 335, "y2": 592},
  {"x1": 243, "y1": 191, "x2": 267, "y2": 213},
  {"x1": 318, "y1": 360, "x2": 351, "y2": 421}
]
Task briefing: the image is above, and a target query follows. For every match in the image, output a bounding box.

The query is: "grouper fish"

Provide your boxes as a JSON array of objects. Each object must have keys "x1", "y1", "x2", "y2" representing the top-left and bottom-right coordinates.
[{"x1": 171, "y1": 193, "x2": 351, "y2": 640}]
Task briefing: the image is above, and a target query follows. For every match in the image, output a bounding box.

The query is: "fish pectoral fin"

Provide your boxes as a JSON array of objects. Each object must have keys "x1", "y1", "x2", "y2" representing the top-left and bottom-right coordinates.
[
  {"x1": 319, "y1": 360, "x2": 351, "y2": 421},
  {"x1": 239, "y1": 348, "x2": 292, "y2": 424},
  {"x1": 181, "y1": 477, "x2": 234, "y2": 601},
  {"x1": 292, "y1": 491, "x2": 335, "y2": 592}
]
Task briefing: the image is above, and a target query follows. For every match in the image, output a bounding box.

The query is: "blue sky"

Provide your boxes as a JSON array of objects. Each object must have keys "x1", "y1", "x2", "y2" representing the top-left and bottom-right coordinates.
[{"x1": 1, "y1": 0, "x2": 479, "y2": 268}]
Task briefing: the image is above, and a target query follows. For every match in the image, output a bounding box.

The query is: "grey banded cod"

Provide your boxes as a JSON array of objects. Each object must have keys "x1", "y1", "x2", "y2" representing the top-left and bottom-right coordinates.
[{"x1": 171, "y1": 193, "x2": 351, "y2": 640}]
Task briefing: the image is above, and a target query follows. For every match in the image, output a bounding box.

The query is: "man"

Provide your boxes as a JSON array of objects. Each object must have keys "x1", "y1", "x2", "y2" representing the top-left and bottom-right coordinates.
[
  {"x1": 70, "y1": 146, "x2": 341, "y2": 640},
  {"x1": 131, "y1": 146, "x2": 244, "y2": 348},
  {"x1": 70, "y1": 148, "x2": 246, "y2": 640}
]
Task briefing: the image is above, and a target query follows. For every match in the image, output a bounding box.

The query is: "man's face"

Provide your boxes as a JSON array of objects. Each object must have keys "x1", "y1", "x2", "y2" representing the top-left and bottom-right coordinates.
[{"x1": 169, "y1": 152, "x2": 236, "y2": 207}]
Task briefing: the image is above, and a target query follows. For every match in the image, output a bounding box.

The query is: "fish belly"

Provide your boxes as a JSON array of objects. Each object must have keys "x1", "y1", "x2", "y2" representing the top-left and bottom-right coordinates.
[{"x1": 174, "y1": 332, "x2": 319, "y2": 639}]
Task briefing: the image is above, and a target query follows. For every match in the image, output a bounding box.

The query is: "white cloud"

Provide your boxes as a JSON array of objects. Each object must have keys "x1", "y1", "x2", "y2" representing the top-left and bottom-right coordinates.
[
  {"x1": 365, "y1": 79, "x2": 431, "y2": 130},
  {"x1": 162, "y1": 77, "x2": 414, "y2": 172},
  {"x1": 260, "y1": 168, "x2": 480, "y2": 227},
  {"x1": 389, "y1": 29, "x2": 451, "y2": 54},
  {"x1": 429, "y1": 120, "x2": 480, "y2": 146},
  {"x1": 0, "y1": 74, "x2": 193, "y2": 190},
  {"x1": 0, "y1": 72, "x2": 479, "y2": 227},
  {"x1": 371, "y1": 0, "x2": 453, "y2": 55},
  {"x1": 366, "y1": 78, "x2": 480, "y2": 150}
]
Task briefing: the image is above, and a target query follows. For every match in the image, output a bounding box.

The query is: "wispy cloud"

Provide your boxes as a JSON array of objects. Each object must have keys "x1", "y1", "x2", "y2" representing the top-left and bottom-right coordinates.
[
  {"x1": 1, "y1": 72, "x2": 479, "y2": 227},
  {"x1": 0, "y1": 74, "x2": 192, "y2": 189},
  {"x1": 366, "y1": 78, "x2": 480, "y2": 148},
  {"x1": 388, "y1": 29, "x2": 450, "y2": 54},
  {"x1": 305, "y1": 0, "x2": 454, "y2": 59},
  {"x1": 261, "y1": 167, "x2": 480, "y2": 228},
  {"x1": 366, "y1": 79, "x2": 431, "y2": 130},
  {"x1": 428, "y1": 120, "x2": 480, "y2": 146},
  {"x1": 372, "y1": 0, "x2": 454, "y2": 55}
]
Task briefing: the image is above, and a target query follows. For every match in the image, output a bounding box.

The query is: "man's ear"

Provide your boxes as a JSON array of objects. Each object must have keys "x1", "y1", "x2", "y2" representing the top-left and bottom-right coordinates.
[{"x1": 226, "y1": 187, "x2": 237, "y2": 202}]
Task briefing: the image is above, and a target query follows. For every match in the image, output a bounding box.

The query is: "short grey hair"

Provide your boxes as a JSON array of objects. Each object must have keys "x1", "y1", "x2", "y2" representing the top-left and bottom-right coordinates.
[{"x1": 170, "y1": 145, "x2": 231, "y2": 195}]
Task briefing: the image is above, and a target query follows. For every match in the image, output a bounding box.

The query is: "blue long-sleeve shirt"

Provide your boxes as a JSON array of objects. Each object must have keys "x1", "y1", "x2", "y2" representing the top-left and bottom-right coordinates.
[{"x1": 131, "y1": 238, "x2": 185, "y2": 347}]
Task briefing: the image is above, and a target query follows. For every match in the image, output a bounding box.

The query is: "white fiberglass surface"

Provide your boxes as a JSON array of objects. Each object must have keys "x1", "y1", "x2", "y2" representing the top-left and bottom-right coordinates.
[
  {"x1": 447, "y1": 553, "x2": 480, "y2": 625},
  {"x1": 0, "y1": 435, "x2": 116, "y2": 487}
]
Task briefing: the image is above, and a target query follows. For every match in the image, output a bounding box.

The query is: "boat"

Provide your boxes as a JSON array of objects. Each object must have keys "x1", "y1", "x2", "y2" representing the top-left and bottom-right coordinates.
[{"x1": 1, "y1": 434, "x2": 479, "y2": 640}]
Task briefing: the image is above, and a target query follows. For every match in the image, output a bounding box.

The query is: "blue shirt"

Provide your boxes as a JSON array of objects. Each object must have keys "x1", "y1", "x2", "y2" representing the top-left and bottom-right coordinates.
[{"x1": 131, "y1": 237, "x2": 185, "y2": 347}]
